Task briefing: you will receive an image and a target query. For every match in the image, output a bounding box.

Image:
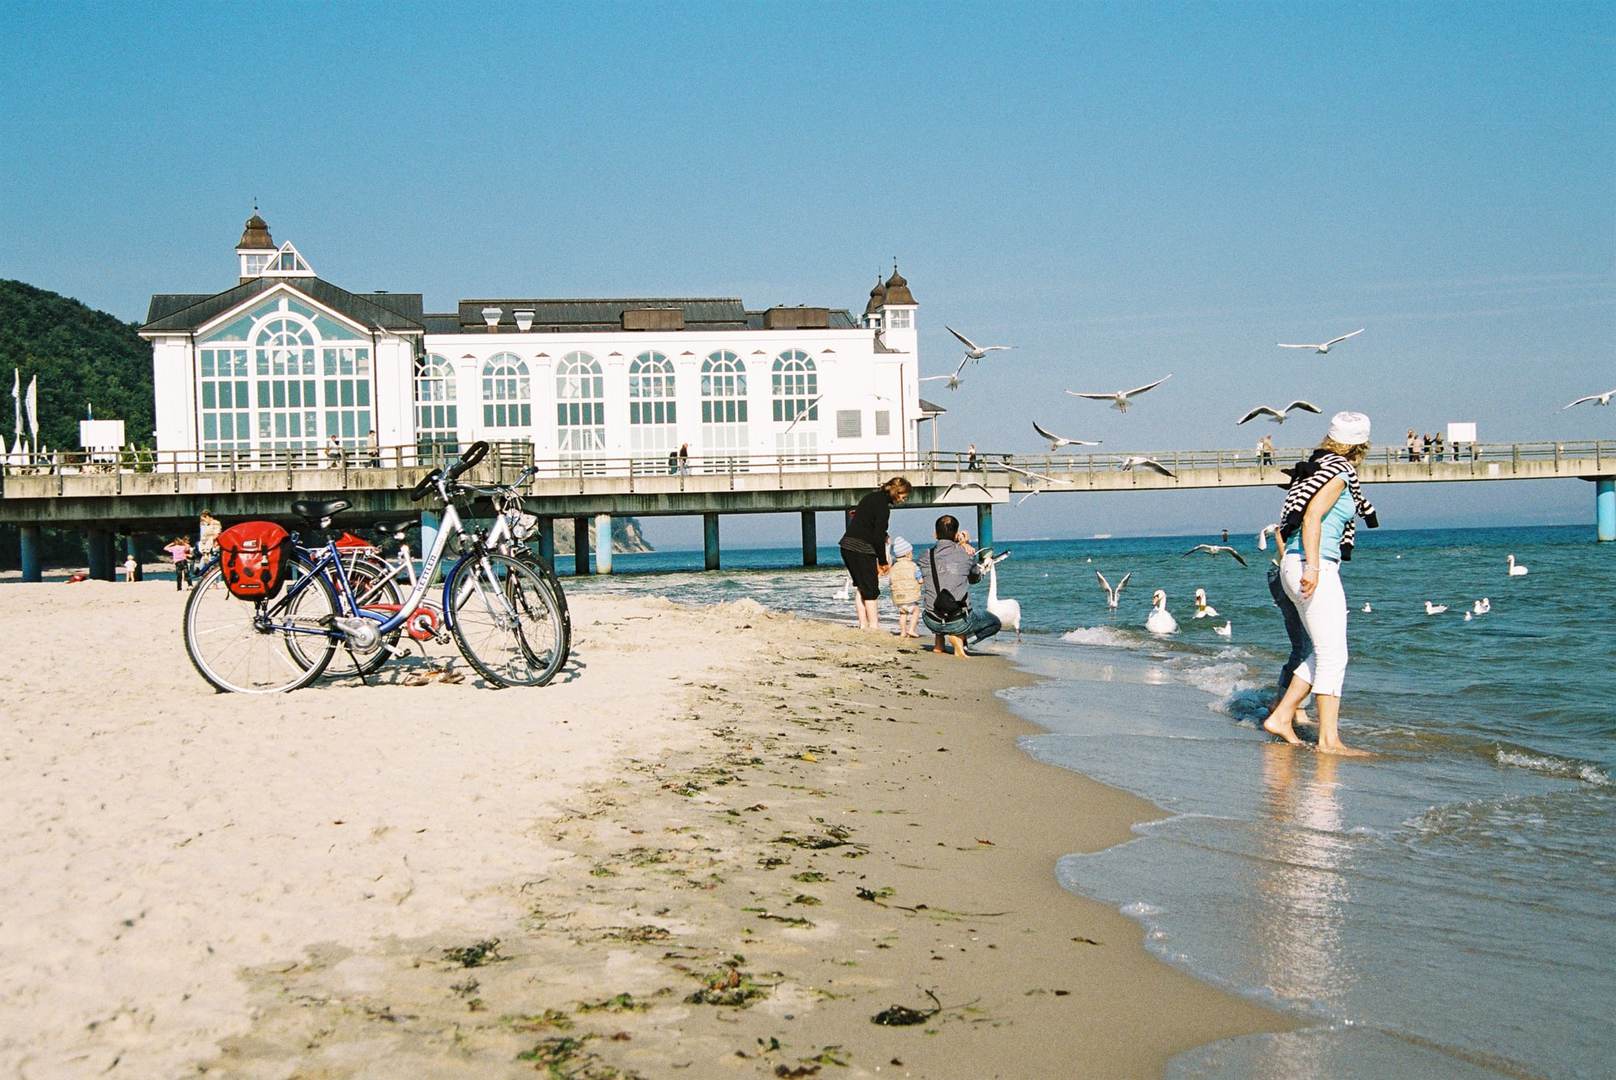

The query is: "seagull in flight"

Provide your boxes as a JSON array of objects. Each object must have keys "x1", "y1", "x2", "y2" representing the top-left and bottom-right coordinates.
[
  {"x1": 783, "y1": 395, "x2": 824, "y2": 433},
  {"x1": 1119, "y1": 456, "x2": 1176, "y2": 478},
  {"x1": 920, "y1": 355, "x2": 971, "y2": 391},
  {"x1": 1277, "y1": 329, "x2": 1364, "y2": 354},
  {"x1": 1563, "y1": 388, "x2": 1616, "y2": 409},
  {"x1": 1095, "y1": 570, "x2": 1132, "y2": 610},
  {"x1": 1237, "y1": 400, "x2": 1322, "y2": 425},
  {"x1": 1032, "y1": 421, "x2": 1102, "y2": 451},
  {"x1": 1000, "y1": 461, "x2": 1072, "y2": 505},
  {"x1": 946, "y1": 326, "x2": 1014, "y2": 361},
  {"x1": 1066, "y1": 374, "x2": 1172, "y2": 413},
  {"x1": 1183, "y1": 543, "x2": 1249, "y2": 567}
]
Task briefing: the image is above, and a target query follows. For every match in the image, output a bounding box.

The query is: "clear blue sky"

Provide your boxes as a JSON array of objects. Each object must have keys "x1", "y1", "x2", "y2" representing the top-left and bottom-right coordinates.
[{"x1": 2, "y1": 1, "x2": 1611, "y2": 547}]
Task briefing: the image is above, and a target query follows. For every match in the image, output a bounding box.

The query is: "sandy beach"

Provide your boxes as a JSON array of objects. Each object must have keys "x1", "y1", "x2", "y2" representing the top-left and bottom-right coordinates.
[{"x1": 1, "y1": 581, "x2": 1289, "y2": 1078}]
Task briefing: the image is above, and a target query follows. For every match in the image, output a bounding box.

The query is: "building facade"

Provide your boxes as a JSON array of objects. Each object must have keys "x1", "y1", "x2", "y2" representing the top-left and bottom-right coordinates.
[{"x1": 140, "y1": 215, "x2": 929, "y2": 473}]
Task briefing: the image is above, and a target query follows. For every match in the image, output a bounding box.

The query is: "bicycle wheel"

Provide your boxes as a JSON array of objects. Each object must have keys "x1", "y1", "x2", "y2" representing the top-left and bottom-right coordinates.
[
  {"x1": 184, "y1": 553, "x2": 337, "y2": 694},
  {"x1": 446, "y1": 552, "x2": 566, "y2": 687},
  {"x1": 316, "y1": 553, "x2": 404, "y2": 679},
  {"x1": 511, "y1": 550, "x2": 571, "y2": 667}
]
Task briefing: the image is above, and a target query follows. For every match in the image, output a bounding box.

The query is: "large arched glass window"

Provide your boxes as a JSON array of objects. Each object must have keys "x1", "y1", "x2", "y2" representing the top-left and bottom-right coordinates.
[
  {"x1": 254, "y1": 315, "x2": 322, "y2": 463},
  {"x1": 629, "y1": 351, "x2": 676, "y2": 467},
  {"x1": 700, "y1": 350, "x2": 749, "y2": 470},
  {"x1": 414, "y1": 354, "x2": 458, "y2": 457},
  {"x1": 556, "y1": 351, "x2": 606, "y2": 473},
  {"x1": 771, "y1": 349, "x2": 818, "y2": 461},
  {"x1": 481, "y1": 353, "x2": 531, "y2": 430}
]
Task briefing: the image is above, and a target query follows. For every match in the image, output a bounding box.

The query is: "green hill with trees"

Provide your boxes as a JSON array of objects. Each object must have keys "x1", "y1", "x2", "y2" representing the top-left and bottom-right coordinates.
[{"x1": 0, "y1": 279, "x2": 154, "y2": 452}]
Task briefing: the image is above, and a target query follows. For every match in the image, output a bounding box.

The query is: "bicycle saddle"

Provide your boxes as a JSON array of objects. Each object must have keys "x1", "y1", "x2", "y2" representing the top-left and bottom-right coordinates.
[
  {"x1": 292, "y1": 499, "x2": 351, "y2": 521},
  {"x1": 372, "y1": 520, "x2": 412, "y2": 536}
]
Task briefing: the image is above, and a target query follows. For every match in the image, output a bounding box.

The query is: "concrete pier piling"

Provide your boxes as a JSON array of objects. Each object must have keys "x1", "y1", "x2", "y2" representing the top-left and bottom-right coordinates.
[
  {"x1": 1597, "y1": 477, "x2": 1615, "y2": 542},
  {"x1": 595, "y1": 514, "x2": 613, "y2": 574},
  {"x1": 703, "y1": 513, "x2": 720, "y2": 571},
  {"x1": 573, "y1": 516, "x2": 590, "y2": 576}
]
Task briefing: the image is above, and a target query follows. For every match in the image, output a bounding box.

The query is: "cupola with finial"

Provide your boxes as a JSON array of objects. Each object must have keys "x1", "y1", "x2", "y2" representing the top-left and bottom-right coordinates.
[
  {"x1": 236, "y1": 206, "x2": 276, "y2": 282},
  {"x1": 863, "y1": 273, "x2": 887, "y2": 328},
  {"x1": 876, "y1": 260, "x2": 918, "y2": 350}
]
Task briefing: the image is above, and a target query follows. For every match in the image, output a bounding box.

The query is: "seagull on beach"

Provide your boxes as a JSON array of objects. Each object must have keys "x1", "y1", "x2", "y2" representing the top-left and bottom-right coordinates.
[
  {"x1": 1237, "y1": 400, "x2": 1323, "y2": 425},
  {"x1": 1563, "y1": 389, "x2": 1616, "y2": 409},
  {"x1": 1507, "y1": 554, "x2": 1529, "y2": 576},
  {"x1": 1278, "y1": 329, "x2": 1364, "y2": 354},
  {"x1": 1119, "y1": 456, "x2": 1176, "y2": 478},
  {"x1": 946, "y1": 325, "x2": 1014, "y2": 361},
  {"x1": 1425, "y1": 601, "x2": 1448, "y2": 615},
  {"x1": 1032, "y1": 421, "x2": 1102, "y2": 451},
  {"x1": 1066, "y1": 374, "x2": 1173, "y2": 413},
  {"x1": 1184, "y1": 544, "x2": 1249, "y2": 568},
  {"x1": 1095, "y1": 570, "x2": 1132, "y2": 610}
]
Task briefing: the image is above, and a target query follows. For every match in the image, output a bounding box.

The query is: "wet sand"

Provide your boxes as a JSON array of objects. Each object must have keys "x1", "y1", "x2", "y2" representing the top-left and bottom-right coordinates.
[{"x1": 0, "y1": 581, "x2": 1290, "y2": 1077}]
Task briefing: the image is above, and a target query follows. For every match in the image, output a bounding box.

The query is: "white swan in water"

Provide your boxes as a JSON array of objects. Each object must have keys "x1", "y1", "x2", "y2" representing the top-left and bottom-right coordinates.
[
  {"x1": 1507, "y1": 555, "x2": 1529, "y2": 577},
  {"x1": 985, "y1": 552, "x2": 1021, "y2": 639},
  {"x1": 835, "y1": 574, "x2": 853, "y2": 601},
  {"x1": 1425, "y1": 601, "x2": 1448, "y2": 615},
  {"x1": 1214, "y1": 620, "x2": 1232, "y2": 638},
  {"x1": 1147, "y1": 590, "x2": 1180, "y2": 635},
  {"x1": 1473, "y1": 597, "x2": 1491, "y2": 615},
  {"x1": 1193, "y1": 587, "x2": 1219, "y2": 618},
  {"x1": 1464, "y1": 611, "x2": 1473, "y2": 622}
]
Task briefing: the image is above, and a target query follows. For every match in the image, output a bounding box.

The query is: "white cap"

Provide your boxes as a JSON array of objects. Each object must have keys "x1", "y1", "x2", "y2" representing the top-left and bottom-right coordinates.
[
  {"x1": 1328, "y1": 410, "x2": 1371, "y2": 445},
  {"x1": 891, "y1": 536, "x2": 913, "y2": 558}
]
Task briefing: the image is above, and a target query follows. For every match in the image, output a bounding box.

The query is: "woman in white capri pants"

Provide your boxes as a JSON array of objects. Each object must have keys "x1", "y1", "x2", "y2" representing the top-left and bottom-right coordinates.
[{"x1": 1262, "y1": 412, "x2": 1376, "y2": 756}]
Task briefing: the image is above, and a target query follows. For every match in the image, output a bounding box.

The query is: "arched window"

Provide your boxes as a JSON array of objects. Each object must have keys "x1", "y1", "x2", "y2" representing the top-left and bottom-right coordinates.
[
  {"x1": 481, "y1": 353, "x2": 531, "y2": 430},
  {"x1": 771, "y1": 349, "x2": 819, "y2": 460},
  {"x1": 700, "y1": 350, "x2": 749, "y2": 470},
  {"x1": 556, "y1": 351, "x2": 606, "y2": 473},
  {"x1": 253, "y1": 314, "x2": 322, "y2": 464},
  {"x1": 414, "y1": 354, "x2": 458, "y2": 457},
  {"x1": 629, "y1": 351, "x2": 677, "y2": 467}
]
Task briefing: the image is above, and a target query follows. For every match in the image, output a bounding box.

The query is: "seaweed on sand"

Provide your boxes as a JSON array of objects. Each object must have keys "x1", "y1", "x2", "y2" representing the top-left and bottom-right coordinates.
[
  {"x1": 685, "y1": 959, "x2": 770, "y2": 1007},
  {"x1": 443, "y1": 939, "x2": 503, "y2": 968}
]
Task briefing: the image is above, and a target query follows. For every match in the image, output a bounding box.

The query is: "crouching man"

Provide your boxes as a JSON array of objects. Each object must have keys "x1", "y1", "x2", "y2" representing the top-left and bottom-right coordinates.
[{"x1": 919, "y1": 514, "x2": 1002, "y2": 659}]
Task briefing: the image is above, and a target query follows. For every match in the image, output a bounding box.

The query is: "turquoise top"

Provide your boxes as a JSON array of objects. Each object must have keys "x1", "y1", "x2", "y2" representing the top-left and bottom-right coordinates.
[{"x1": 1287, "y1": 485, "x2": 1355, "y2": 563}]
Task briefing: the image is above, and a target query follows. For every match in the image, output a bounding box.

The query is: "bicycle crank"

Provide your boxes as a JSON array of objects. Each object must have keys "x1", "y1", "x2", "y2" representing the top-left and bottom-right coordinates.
[{"x1": 334, "y1": 616, "x2": 382, "y2": 653}]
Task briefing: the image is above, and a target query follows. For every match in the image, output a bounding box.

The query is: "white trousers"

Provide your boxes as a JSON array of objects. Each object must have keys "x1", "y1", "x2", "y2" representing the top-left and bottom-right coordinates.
[{"x1": 1280, "y1": 553, "x2": 1349, "y2": 697}]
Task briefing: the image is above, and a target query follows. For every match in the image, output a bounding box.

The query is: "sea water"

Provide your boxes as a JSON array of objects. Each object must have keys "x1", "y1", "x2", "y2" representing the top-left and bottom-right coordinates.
[{"x1": 565, "y1": 525, "x2": 1615, "y2": 1079}]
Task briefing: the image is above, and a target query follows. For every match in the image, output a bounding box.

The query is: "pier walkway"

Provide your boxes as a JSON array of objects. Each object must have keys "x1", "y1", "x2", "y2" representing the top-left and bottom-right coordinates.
[{"x1": 3, "y1": 439, "x2": 1612, "y2": 580}]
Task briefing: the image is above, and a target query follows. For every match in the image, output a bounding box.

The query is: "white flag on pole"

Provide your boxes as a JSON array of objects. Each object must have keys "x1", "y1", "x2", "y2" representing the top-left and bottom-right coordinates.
[
  {"x1": 10, "y1": 369, "x2": 18, "y2": 443},
  {"x1": 25, "y1": 375, "x2": 38, "y2": 447}
]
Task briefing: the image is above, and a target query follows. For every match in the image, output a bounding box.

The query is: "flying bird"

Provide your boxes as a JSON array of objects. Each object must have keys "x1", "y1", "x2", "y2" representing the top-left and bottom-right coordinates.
[
  {"x1": 1183, "y1": 544, "x2": 1248, "y2": 567},
  {"x1": 1000, "y1": 462, "x2": 1072, "y2": 506},
  {"x1": 1032, "y1": 421, "x2": 1102, "y2": 451},
  {"x1": 1563, "y1": 388, "x2": 1616, "y2": 409},
  {"x1": 1095, "y1": 570, "x2": 1132, "y2": 610},
  {"x1": 920, "y1": 355, "x2": 970, "y2": 391},
  {"x1": 783, "y1": 395, "x2": 824, "y2": 434},
  {"x1": 1119, "y1": 456, "x2": 1176, "y2": 478},
  {"x1": 1237, "y1": 400, "x2": 1323, "y2": 425},
  {"x1": 1065, "y1": 374, "x2": 1173, "y2": 413},
  {"x1": 1277, "y1": 329, "x2": 1364, "y2": 354},
  {"x1": 945, "y1": 325, "x2": 1014, "y2": 360}
]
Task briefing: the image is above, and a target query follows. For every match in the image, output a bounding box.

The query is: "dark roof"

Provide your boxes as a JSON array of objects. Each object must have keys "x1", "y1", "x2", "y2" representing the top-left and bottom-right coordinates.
[
  {"x1": 883, "y1": 265, "x2": 916, "y2": 306},
  {"x1": 744, "y1": 308, "x2": 859, "y2": 331},
  {"x1": 864, "y1": 275, "x2": 886, "y2": 315},
  {"x1": 141, "y1": 277, "x2": 425, "y2": 334},
  {"x1": 236, "y1": 212, "x2": 274, "y2": 251},
  {"x1": 456, "y1": 298, "x2": 746, "y2": 332},
  {"x1": 919, "y1": 398, "x2": 947, "y2": 415}
]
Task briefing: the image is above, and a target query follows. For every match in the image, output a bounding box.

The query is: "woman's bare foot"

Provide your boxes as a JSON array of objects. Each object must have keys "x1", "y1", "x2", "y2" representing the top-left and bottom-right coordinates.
[
  {"x1": 1316, "y1": 742, "x2": 1371, "y2": 757},
  {"x1": 1262, "y1": 715, "x2": 1303, "y2": 745}
]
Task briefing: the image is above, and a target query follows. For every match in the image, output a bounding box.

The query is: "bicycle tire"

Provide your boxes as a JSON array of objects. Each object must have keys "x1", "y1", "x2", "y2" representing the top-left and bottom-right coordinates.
[
  {"x1": 509, "y1": 550, "x2": 571, "y2": 667},
  {"x1": 446, "y1": 552, "x2": 566, "y2": 688},
  {"x1": 183, "y1": 553, "x2": 337, "y2": 694}
]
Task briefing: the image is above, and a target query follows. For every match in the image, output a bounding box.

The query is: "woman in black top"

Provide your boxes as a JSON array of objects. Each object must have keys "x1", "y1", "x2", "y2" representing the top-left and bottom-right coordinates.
[{"x1": 839, "y1": 477, "x2": 912, "y2": 630}]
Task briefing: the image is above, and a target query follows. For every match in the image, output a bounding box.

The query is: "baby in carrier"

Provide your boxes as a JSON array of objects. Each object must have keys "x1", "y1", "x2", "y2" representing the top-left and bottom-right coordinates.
[{"x1": 887, "y1": 536, "x2": 922, "y2": 638}]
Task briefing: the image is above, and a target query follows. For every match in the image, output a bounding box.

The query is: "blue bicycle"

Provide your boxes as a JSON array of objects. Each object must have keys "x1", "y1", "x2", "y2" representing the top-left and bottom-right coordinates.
[{"x1": 182, "y1": 442, "x2": 566, "y2": 693}]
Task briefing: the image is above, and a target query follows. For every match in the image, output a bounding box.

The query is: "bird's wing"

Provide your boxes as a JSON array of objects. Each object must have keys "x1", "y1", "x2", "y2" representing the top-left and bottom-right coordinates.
[
  {"x1": 1032, "y1": 421, "x2": 1064, "y2": 444},
  {"x1": 1184, "y1": 545, "x2": 1211, "y2": 556},
  {"x1": 1563, "y1": 395, "x2": 1596, "y2": 409},
  {"x1": 1064, "y1": 390, "x2": 1116, "y2": 401},
  {"x1": 1275, "y1": 342, "x2": 1316, "y2": 349},
  {"x1": 946, "y1": 326, "x2": 980, "y2": 352},
  {"x1": 1002, "y1": 463, "x2": 1071, "y2": 484},
  {"x1": 1224, "y1": 548, "x2": 1249, "y2": 567},
  {"x1": 981, "y1": 344, "x2": 1013, "y2": 353},
  {"x1": 1142, "y1": 458, "x2": 1176, "y2": 476},
  {"x1": 1116, "y1": 571, "x2": 1131, "y2": 592},
  {"x1": 1324, "y1": 329, "x2": 1365, "y2": 348},
  {"x1": 1237, "y1": 406, "x2": 1278, "y2": 425},
  {"x1": 950, "y1": 355, "x2": 970, "y2": 379},
  {"x1": 920, "y1": 375, "x2": 952, "y2": 382},
  {"x1": 1285, "y1": 400, "x2": 1322, "y2": 414},
  {"x1": 1095, "y1": 570, "x2": 1112, "y2": 593},
  {"x1": 1123, "y1": 374, "x2": 1173, "y2": 398}
]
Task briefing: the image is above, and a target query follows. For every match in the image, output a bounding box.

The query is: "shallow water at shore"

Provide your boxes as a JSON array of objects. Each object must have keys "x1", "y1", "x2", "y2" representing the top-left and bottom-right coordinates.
[{"x1": 566, "y1": 523, "x2": 1615, "y2": 1078}]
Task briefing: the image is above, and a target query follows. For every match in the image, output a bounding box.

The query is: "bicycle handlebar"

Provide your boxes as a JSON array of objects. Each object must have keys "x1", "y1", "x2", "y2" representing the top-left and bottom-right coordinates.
[
  {"x1": 409, "y1": 467, "x2": 442, "y2": 502},
  {"x1": 447, "y1": 440, "x2": 489, "y2": 479}
]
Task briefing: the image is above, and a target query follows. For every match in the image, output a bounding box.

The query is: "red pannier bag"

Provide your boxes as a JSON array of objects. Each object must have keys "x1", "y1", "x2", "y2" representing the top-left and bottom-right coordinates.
[{"x1": 216, "y1": 521, "x2": 292, "y2": 601}]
